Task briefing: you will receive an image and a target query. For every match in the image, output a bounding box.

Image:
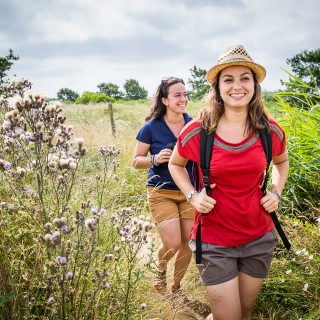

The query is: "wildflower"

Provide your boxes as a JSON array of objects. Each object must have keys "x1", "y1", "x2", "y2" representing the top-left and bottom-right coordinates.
[
  {"x1": 286, "y1": 269, "x2": 292, "y2": 275},
  {"x1": 59, "y1": 256, "x2": 67, "y2": 265},
  {"x1": 69, "y1": 161, "x2": 77, "y2": 170},
  {"x1": 104, "y1": 282, "x2": 110, "y2": 289},
  {"x1": 47, "y1": 297, "x2": 55, "y2": 303},
  {"x1": 85, "y1": 218, "x2": 97, "y2": 231},
  {"x1": 303, "y1": 283, "x2": 309, "y2": 291},
  {"x1": 100, "y1": 208, "x2": 106, "y2": 215},
  {"x1": 119, "y1": 230, "x2": 126, "y2": 236},
  {"x1": 114, "y1": 246, "x2": 120, "y2": 252},
  {"x1": 17, "y1": 167, "x2": 26, "y2": 176},
  {"x1": 141, "y1": 303, "x2": 147, "y2": 309},
  {"x1": 66, "y1": 272, "x2": 73, "y2": 280},
  {"x1": 35, "y1": 121, "x2": 43, "y2": 131},
  {"x1": 90, "y1": 208, "x2": 98, "y2": 215},
  {"x1": 309, "y1": 255, "x2": 314, "y2": 260},
  {"x1": 139, "y1": 215, "x2": 146, "y2": 221},
  {"x1": 143, "y1": 221, "x2": 150, "y2": 231},
  {"x1": 132, "y1": 217, "x2": 139, "y2": 224},
  {"x1": 50, "y1": 231, "x2": 61, "y2": 245},
  {"x1": 59, "y1": 158, "x2": 68, "y2": 168},
  {"x1": 75, "y1": 137, "x2": 85, "y2": 148}
]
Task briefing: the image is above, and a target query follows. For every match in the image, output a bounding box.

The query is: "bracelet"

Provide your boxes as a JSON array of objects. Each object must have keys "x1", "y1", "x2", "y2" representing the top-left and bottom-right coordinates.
[
  {"x1": 151, "y1": 154, "x2": 159, "y2": 166},
  {"x1": 272, "y1": 190, "x2": 281, "y2": 200}
]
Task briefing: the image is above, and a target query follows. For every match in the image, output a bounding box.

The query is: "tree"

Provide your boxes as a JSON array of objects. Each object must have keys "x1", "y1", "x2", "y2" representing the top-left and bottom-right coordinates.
[
  {"x1": 56, "y1": 87, "x2": 79, "y2": 102},
  {"x1": 280, "y1": 49, "x2": 320, "y2": 108},
  {"x1": 285, "y1": 49, "x2": 320, "y2": 87},
  {"x1": 123, "y1": 79, "x2": 148, "y2": 100},
  {"x1": 0, "y1": 49, "x2": 19, "y2": 83},
  {"x1": 187, "y1": 66, "x2": 210, "y2": 101},
  {"x1": 97, "y1": 82, "x2": 123, "y2": 100}
]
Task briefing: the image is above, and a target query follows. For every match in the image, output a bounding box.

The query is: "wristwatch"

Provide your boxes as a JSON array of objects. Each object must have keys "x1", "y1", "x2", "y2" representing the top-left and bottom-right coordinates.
[
  {"x1": 186, "y1": 190, "x2": 197, "y2": 202},
  {"x1": 272, "y1": 190, "x2": 282, "y2": 200}
]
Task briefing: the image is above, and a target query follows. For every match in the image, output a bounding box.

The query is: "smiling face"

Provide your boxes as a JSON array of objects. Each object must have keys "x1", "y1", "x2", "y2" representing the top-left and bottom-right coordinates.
[
  {"x1": 219, "y1": 65, "x2": 255, "y2": 109},
  {"x1": 162, "y1": 82, "x2": 188, "y2": 115}
]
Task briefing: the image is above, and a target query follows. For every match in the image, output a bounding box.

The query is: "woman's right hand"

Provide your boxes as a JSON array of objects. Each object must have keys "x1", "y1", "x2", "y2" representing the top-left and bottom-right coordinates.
[
  {"x1": 191, "y1": 184, "x2": 216, "y2": 214},
  {"x1": 154, "y1": 148, "x2": 173, "y2": 164}
]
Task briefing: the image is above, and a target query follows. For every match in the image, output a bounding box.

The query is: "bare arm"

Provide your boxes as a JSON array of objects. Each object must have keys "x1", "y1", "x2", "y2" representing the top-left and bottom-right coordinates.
[
  {"x1": 169, "y1": 147, "x2": 216, "y2": 213},
  {"x1": 132, "y1": 141, "x2": 175, "y2": 169},
  {"x1": 132, "y1": 141, "x2": 152, "y2": 169},
  {"x1": 260, "y1": 153, "x2": 289, "y2": 213}
]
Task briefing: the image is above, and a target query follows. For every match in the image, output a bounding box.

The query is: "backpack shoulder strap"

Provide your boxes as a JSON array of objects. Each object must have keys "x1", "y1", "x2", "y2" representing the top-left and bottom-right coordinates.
[
  {"x1": 200, "y1": 126, "x2": 214, "y2": 195},
  {"x1": 260, "y1": 125, "x2": 291, "y2": 250},
  {"x1": 259, "y1": 127, "x2": 272, "y2": 193}
]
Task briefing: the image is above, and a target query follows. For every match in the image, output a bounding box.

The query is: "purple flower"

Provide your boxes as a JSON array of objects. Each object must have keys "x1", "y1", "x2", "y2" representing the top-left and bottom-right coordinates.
[
  {"x1": 100, "y1": 208, "x2": 106, "y2": 214},
  {"x1": 90, "y1": 208, "x2": 98, "y2": 215},
  {"x1": 47, "y1": 297, "x2": 55, "y2": 303},
  {"x1": 141, "y1": 303, "x2": 147, "y2": 309},
  {"x1": 59, "y1": 257, "x2": 67, "y2": 265},
  {"x1": 114, "y1": 246, "x2": 119, "y2": 252},
  {"x1": 66, "y1": 272, "x2": 73, "y2": 280},
  {"x1": 119, "y1": 230, "x2": 126, "y2": 236},
  {"x1": 3, "y1": 161, "x2": 12, "y2": 169},
  {"x1": 60, "y1": 224, "x2": 68, "y2": 232},
  {"x1": 104, "y1": 282, "x2": 110, "y2": 289}
]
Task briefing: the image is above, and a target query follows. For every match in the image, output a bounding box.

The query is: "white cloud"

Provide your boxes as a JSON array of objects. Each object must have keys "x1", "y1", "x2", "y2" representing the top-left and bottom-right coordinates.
[{"x1": 1, "y1": 0, "x2": 319, "y2": 97}]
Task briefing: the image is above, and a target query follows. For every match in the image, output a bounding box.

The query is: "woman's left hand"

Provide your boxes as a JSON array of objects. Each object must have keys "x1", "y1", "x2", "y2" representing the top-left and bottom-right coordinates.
[{"x1": 260, "y1": 190, "x2": 280, "y2": 213}]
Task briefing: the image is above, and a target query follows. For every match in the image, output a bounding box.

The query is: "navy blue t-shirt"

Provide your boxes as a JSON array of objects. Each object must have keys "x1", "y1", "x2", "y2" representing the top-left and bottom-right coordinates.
[{"x1": 136, "y1": 113, "x2": 194, "y2": 190}]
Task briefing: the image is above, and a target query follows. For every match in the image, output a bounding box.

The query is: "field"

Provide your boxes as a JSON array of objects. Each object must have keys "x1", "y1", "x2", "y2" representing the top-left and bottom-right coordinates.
[{"x1": 0, "y1": 85, "x2": 319, "y2": 319}]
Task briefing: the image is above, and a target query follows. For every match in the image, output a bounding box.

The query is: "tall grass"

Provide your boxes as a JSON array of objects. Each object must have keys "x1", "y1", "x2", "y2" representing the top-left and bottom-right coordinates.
[{"x1": 0, "y1": 78, "x2": 319, "y2": 319}]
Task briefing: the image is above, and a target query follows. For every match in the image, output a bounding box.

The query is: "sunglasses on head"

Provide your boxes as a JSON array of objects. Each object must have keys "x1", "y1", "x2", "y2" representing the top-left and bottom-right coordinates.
[{"x1": 161, "y1": 77, "x2": 185, "y2": 85}]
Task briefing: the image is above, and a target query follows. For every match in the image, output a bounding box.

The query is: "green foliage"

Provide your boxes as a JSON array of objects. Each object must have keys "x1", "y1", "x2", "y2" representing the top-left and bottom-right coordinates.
[
  {"x1": 97, "y1": 82, "x2": 123, "y2": 100},
  {"x1": 0, "y1": 49, "x2": 19, "y2": 84},
  {"x1": 280, "y1": 49, "x2": 320, "y2": 109},
  {"x1": 57, "y1": 87, "x2": 79, "y2": 102},
  {"x1": 187, "y1": 66, "x2": 210, "y2": 101},
  {"x1": 0, "y1": 80, "x2": 155, "y2": 319},
  {"x1": 286, "y1": 48, "x2": 320, "y2": 87},
  {"x1": 75, "y1": 91, "x2": 116, "y2": 104},
  {"x1": 268, "y1": 79, "x2": 320, "y2": 221},
  {"x1": 123, "y1": 79, "x2": 148, "y2": 100}
]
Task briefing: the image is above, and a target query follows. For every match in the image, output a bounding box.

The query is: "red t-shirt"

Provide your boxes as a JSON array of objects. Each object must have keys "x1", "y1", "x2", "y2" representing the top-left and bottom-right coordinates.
[{"x1": 177, "y1": 118, "x2": 286, "y2": 246}]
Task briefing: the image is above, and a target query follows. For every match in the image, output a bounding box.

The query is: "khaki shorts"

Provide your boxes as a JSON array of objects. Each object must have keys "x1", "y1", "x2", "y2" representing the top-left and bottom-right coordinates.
[
  {"x1": 147, "y1": 187, "x2": 195, "y2": 223},
  {"x1": 189, "y1": 229, "x2": 278, "y2": 285}
]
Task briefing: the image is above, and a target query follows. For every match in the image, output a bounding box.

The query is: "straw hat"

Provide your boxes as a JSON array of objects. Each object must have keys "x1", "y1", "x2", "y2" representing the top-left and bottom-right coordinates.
[{"x1": 206, "y1": 44, "x2": 266, "y2": 84}]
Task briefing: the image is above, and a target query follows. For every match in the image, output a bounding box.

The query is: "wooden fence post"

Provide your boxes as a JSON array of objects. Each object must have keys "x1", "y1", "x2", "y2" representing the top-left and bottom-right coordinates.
[{"x1": 108, "y1": 102, "x2": 116, "y2": 138}]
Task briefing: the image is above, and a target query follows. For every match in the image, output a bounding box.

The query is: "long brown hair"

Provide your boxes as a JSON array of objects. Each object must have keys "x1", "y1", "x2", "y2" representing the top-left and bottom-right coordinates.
[
  {"x1": 145, "y1": 77, "x2": 185, "y2": 121},
  {"x1": 199, "y1": 70, "x2": 270, "y2": 134}
]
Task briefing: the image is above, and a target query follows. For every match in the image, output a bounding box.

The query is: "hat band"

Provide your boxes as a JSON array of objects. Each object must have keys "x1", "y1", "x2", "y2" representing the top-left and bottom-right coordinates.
[{"x1": 218, "y1": 57, "x2": 253, "y2": 64}]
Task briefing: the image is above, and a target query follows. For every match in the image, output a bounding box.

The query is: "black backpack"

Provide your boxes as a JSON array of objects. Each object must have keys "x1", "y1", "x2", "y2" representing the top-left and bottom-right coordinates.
[{"x1": 195, "y1": 126, "x2": 291, "y2": 264}]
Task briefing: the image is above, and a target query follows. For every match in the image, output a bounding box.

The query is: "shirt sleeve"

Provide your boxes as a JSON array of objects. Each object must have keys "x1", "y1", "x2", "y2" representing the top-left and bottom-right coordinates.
[
  {"x1": 269, "y1": 119, "x2": 287, "y2": 158},
  {"x1": 177, "y1": 119, "x2": 201, "y2": 163},
  {"x1": 136, "y1": 122, "x2": 152, "y2": 144}
]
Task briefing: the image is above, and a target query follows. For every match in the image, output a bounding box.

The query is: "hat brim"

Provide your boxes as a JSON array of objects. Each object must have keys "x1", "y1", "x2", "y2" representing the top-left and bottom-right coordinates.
[{"x1": 206, "y1": 61, "x2": 266, "y2": 84}]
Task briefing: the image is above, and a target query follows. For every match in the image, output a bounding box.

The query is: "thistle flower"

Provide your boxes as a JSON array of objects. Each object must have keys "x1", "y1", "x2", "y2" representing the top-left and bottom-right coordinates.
[
  {"x1": 75, "y1": 137, "x2": 85, "y2": 148},
  {"x1": 66, "y1": 272, "x2": 73, "y2": 280},
  {"x1": 85, "y1": 218, "x2": 97, "y2": 231},
  {"x1": 59, "y1": 256, "x2": 67, "y2": 265},
  {"x1": 141, "y1": 303, "x2": 147, "y2": 309},
  {"x1": 90, "y1": 208, "x2": 98, "y2": 215},
  {"x1": 47, "y1": 297, "x2": 55, "y2": 303}
]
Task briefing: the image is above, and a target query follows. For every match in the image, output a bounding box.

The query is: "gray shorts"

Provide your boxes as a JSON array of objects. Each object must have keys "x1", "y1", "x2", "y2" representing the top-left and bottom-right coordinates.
[{"x1": 189, "y1": 229, "x2": 278, "y2": 286}]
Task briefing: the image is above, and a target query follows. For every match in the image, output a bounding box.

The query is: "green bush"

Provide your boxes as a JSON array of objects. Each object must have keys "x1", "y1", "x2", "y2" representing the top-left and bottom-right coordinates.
[{"x1": 75, "y1": 91, "x2": 116, "y2": 104}]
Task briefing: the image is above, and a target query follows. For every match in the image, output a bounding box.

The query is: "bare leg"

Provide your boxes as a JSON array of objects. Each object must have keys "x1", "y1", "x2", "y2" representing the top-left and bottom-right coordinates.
[
  {"x1": 172, "y1": 218, "x2": 193, "y2": 289},
  {"x1": 206, "y1": 277, "x2": 241, "y2": 320},
  {"x1": 238, "y1": 272, "x2": 264, "y2": 320},
  {"x1": 205, "y1": 273, "x2": 264, "y2": 320}
]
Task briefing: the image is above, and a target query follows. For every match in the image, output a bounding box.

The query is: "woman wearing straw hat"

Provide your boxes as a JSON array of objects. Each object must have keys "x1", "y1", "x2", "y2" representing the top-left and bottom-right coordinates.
[
  {"x1": 133, "y1": 77, "x2": 195, "y2": 296},
  {"x1": 169, "y1": 45, "x2": 289, "y2": 319}
]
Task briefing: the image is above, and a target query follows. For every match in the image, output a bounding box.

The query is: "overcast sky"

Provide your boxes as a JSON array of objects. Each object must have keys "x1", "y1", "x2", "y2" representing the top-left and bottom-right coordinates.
[{"x1": 1, "y1": 0, "x2": 319, "y2": 98}]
